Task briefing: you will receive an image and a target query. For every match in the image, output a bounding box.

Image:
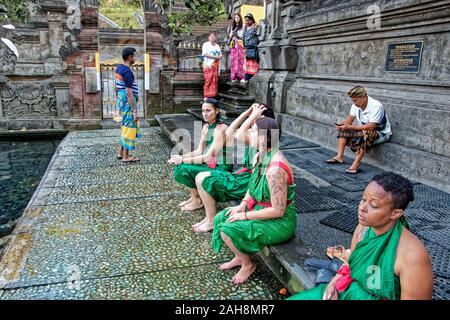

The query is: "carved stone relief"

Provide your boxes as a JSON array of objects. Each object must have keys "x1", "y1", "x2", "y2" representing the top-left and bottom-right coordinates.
[
  {"x1": 0, "y1": 46, "x2": 17, "y2": 73},
  {"x1": 1, "y1": 82, "x2": 57, "y2": 117}
]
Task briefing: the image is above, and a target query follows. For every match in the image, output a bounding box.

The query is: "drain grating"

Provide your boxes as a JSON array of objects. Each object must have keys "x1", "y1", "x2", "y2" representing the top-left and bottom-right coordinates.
[
  {"x1": 319, "y1": 208, "x2": 358, "y2": 234},
  {"x1": 280, "y1": 134, "x2": 319, "y2": 150},
  {"x1": 433, "y1": 276, "x2": 450, "y2": 300},
  {"x1": 294, "y1": 177, "x2": 346, "y2": 214},
  {"x1": 423, "y1": 241, "x2": 450, "y2": 279}
]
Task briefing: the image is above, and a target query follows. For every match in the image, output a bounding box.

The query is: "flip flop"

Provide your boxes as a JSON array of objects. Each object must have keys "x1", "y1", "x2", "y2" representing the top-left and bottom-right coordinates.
[
  {"x1": 326, "y1": 245, "x2": 346, "y2": 261},
  {"x1": 326, "y1": 158, "x2": 345, "y2": 164},
  {"x1": 122, "y1": 157, "x2": 140, "y2": 163},
  {"x1": 345, "y1": 168, "x2": 360, "y2": 174}
]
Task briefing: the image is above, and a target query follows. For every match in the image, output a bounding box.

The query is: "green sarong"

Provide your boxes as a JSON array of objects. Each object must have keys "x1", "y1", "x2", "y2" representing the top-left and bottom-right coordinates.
[
  {"x1": 211, "y1": 149, "x2": 297, "y2": 254},
  {"x1": 173, "y1": 122, "x2": 233, "y2": 188},
  {"x1": 288, "y1": 218, "x2": 407, "y2": 300},
  {"x1": 201, "y1": 146, "x2": 256, "y2": 202}
]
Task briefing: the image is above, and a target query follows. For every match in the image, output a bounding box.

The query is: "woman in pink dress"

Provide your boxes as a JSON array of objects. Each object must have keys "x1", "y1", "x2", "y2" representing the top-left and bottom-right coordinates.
[{"x1": 229, "y1": 13, "x2": 245, "y2": 83}]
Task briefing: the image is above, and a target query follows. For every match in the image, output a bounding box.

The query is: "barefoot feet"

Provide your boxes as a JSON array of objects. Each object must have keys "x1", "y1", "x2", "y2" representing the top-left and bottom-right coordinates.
[
  {"x1": 231, "y1": 262, "x2": 256, "y2": 284},
  {"x1": 193, "y1": 220, "x2": 214, "y2": 233},
  {"x1": 178, "y1": 197, "x2": 193, "y2": 207},
  {"x1": 181, "y1": 199, "x2": 204, "y2": 211},
  {"x1": 219, "y1": 257, "x2": 242, "y2": 271}
]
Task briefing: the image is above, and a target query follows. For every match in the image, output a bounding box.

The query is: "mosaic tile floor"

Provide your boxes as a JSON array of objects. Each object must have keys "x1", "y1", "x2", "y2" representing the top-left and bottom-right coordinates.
[{"x1": 0, "y1": 128, "x2": 284, "y2": 300}]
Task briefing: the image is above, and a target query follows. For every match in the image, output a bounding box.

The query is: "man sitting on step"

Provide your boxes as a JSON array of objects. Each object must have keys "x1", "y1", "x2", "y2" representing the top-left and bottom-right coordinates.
[
  {"x1": 288, "y1": 172, "x2": 433, "y2": 300},
  {"x1": 327, "y1": 85, "x2": 392, "y2": 174}
]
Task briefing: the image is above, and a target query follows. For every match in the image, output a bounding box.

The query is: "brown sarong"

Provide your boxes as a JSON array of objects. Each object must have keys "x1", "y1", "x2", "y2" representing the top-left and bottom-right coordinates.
[{"x1": 338, "y1": 129, "x2": 379, "y2": 153}]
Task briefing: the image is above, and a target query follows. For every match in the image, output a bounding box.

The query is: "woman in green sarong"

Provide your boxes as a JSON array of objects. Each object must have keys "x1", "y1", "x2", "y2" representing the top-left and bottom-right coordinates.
[
  {"x1": 288, "y1": 172, "x2": 433, "y2": 300},
  {"x1": 193, "y1": 104, "x2": 275, "y2": 233},
  {"x1": 211, "y1": 117, "x2": 297, "y2": 284},
  {"x1": 168, "y1": 98, "x2": 233, "y2": 211}
]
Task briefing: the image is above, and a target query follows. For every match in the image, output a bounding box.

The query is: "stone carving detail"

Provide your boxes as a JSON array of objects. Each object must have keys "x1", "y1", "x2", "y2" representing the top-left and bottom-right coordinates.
[
  {"x1": 60, "y1": 0, "x2": 81, "y2": 61},
  {"x1": 1, "y1": 82, "x2": 57, "y2": 117},
  {"x1": 0, "y1": 45, "x2": 17, "y2": 73}
]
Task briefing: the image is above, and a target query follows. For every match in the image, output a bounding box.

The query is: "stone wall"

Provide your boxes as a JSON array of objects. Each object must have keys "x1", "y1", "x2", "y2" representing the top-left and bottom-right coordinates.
[
  {"x1": 0, "y1": 0, "x2": 101, "y2": 131},
  {"x1": 248, "y1": 0, "x2": 450, "y2": 192}
]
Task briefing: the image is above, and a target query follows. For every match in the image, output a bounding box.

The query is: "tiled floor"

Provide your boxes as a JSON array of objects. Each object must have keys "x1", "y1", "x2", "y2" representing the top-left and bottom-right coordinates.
[{"x1": 0, "y1": 128, "x2": 285, "y2": 300}]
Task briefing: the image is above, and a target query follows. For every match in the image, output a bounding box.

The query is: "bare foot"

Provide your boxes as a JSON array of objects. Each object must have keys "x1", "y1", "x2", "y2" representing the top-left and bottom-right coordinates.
[
  {"x1": 192, "y1": 217, "x2": 207, "y2": 229},
  {"x1": 193, "y1": 221, "x2": 214, "y2": 233},
  {"x1": 178, "y1": 197, "x2": 193, "y2": 207},
  {"x1": 232, "y1": 262, "x2": 256, "y2": 284},
  {"x1": 181, "y1": 200, "x2": 204, "y2": 211},
  {"x1": 219, "y1": 257, "x2": 242, "y2": 271}
]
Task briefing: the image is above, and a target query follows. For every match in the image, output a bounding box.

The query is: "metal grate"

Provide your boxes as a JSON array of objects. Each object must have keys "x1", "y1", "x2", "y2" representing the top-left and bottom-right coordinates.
[
  {"x1": 319, "y1": 208, "x2": 358, "y2": 234},
  {"x1": 423, "y1": 241, "x2": 450, "y2": 279},
  {"x1": 433, "y1": 276, "x2": 450, "y2": 300},
  {"x1": 280, "y1": 135, "x2": 319, "y2": 150},
  {"x1": 101, "y1": 64, "x2": 145, "y2": 119},
  {"x1": 294, "y1": 177, "x2": 346, "y2": 214}
]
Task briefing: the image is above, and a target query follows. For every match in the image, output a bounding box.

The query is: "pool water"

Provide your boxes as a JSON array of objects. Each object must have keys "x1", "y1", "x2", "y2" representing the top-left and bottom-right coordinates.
[{"x1": 0, "y1": 139, "x2": 61, "y2": 238}]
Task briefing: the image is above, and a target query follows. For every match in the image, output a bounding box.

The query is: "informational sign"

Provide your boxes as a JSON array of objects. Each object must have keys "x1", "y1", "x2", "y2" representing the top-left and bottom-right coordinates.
[
  {"x1": 85, "y1": 67, "x2": 98, "y2": 93},
  {"x1": 385, "y1": 41, "x2": 423, "y2": 73}
]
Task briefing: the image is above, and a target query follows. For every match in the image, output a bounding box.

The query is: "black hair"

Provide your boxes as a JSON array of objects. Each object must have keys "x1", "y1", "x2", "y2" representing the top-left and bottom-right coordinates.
[
  {"x1": 260, "y1": 104, "x2": 275, "y2": 119},
  {"x1": 244, "y1": 13, "x2": 256, "y2": 24},
  {"x1": 232, "y1": 13, "x2": 243, "y2": 30},
  {"x1": 203, "y1": 98, "x2": 223, "y2": 124},
  {"x1": 255, "y1": 117, "x2": 281, "y2": 150},
  {"x1": 371, "y1": 172, "x2": 415, "y2": 210}
]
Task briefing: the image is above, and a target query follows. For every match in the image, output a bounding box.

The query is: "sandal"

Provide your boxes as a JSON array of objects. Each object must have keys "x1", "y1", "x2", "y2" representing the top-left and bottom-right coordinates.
[
  {"x1": 122, "y1": 157, "x2": 140, "y2": 163},
  {"x1": 345, "y1": 168, "x2": 360, "y2": 174},
  {"x1": 326, "y1": 158, "x2": 345, "y2": 164},
  {"x1": 326, "y1": 245, "x2": 346, "y2": 261}
]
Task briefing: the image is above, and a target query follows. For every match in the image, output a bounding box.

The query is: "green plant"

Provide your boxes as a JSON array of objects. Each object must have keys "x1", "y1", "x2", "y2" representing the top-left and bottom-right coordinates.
[
  {"x1": 163, "y1": 0, "x2": 225, "y2": 36},
  {"x1": 99, "y1": 0, "x2": 144, "y2": 29},
  {"x1": 0, "y1": 0, "x2": 28, "y2": 23}
]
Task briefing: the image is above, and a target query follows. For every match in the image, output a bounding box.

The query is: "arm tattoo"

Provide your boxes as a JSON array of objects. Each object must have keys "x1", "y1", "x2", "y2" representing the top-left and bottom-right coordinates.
[{"x1": 268, "y1": 168, "x2": 288, "y2": 212}]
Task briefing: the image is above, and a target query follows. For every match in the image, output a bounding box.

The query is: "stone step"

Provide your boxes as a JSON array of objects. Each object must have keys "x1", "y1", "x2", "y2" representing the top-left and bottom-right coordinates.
[
  {"x1": 156, "y1": 113, "x2": 316, "y2": 294},
  {"x1": 218, "y1": 91, "x2": 255, "y2": 104},
  {"x1": 225, "y1": 81, "x2": 250, "y2": 94}
]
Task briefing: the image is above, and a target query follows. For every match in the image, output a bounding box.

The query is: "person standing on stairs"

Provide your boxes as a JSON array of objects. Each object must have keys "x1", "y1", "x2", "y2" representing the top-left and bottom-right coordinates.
[
  {"x1": 168, "y1": 98, "x2": 233, "y2": 211},
  {"x1": 229, "y1": 13, "x2": 245, "y2": 83},
  {"x1": 193, "y1": 103, "x2": 275, "y2": 233},
  {"x1": 242, "y1": 13, "x2": 260, "y2": 84},
  {"x1": 115, "y1": 47, "x2": 141, "y2": 163},
  {"x1": 201, "y1": 32, "x2": 223, "y2": 99}
]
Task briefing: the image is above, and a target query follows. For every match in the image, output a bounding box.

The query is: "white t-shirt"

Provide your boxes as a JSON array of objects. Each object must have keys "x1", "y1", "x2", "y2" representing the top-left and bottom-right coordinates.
[
  {"x1": 350, "y1": 96, "x2": 392, "y2": 137},
  {"x1": 202, "y1": 42, "x2": 222, "y2": 69}
]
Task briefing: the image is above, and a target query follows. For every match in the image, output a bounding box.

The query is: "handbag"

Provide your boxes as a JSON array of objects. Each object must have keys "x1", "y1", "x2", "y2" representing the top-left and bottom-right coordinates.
[{"x1": 245, "y1": 48, "x2": 258, "y2": 59}]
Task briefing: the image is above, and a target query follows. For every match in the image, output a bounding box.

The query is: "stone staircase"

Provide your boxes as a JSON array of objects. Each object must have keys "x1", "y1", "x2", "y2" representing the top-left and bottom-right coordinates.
[
  {"x1": 217, "y1": 82, "x2": 255, "y2": 120},
  {"x1": 185, "y1": 81, "x2": 256, "y2": 126}
]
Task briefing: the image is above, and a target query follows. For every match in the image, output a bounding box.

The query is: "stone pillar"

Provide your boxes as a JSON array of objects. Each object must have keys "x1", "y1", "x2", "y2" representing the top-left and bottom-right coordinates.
[
  {"x1": 49, "y1": 75, "x2": 70, "y2": 128},
  {"x1": 41, "y1": 1, "x2": 68, "y2": 74}
]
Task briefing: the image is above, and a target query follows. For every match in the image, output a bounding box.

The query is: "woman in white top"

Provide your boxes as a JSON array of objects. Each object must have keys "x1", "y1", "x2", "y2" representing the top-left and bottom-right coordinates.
[
  {"x1": 202, "y1": 32, "x2": 223, "y2": 98},
  {"x1": 327, "y1": 85, "x2": 392, "y2": 174}
]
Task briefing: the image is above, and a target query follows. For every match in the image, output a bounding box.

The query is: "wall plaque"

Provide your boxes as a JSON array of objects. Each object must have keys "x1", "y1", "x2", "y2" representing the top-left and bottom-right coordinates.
[
  {"x1": 385, "y1": 41, "x2": 423, "y2": 73},
  {"x1": 85, "y1": 67, "x2": 97, "y2": 93}
]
